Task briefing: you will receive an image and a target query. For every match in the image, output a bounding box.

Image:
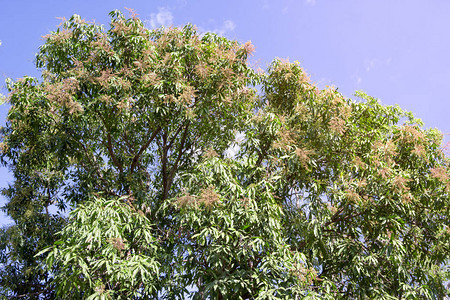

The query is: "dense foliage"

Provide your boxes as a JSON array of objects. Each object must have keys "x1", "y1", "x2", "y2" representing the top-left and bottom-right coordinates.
[{"x1": 0, "y1": 10, "x2": 449, "y2": 299}]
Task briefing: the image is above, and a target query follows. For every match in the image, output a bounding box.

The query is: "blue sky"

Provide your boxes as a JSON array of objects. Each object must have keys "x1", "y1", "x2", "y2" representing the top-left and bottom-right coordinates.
[{"x1": 0, "y1": 0, "x2": 449, "y2": 226}]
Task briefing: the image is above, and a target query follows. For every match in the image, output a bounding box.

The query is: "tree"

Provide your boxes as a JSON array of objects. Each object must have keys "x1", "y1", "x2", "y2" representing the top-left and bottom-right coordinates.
[{"x1": 0, "y1": 10, "x2": 448, "y2": 299}]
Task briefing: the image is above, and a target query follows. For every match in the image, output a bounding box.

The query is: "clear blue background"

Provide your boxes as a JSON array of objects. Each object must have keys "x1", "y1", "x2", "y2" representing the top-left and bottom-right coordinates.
[{"x1": 1, "y1": 0, "x2": 449, "y2": 226}]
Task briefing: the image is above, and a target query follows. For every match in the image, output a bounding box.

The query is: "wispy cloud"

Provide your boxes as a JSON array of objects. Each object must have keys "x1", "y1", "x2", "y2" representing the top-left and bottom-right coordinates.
[
  {"x1": 316, "y1": 77, "x2": 334, "y2": 89},
  {"x1": 213, "y1": 20, "x2": 236, "y2": 36},
  {"x1": 364, "y1": 57, "x2": 392, "y2": 72},
  {"x1": 350, "y1": 72, "x2": 363, "y2": 86},
  {"x1": 199, "y1": 20, "x2": 236, "y2": 37},
  {"x1": 365, "y1": 59, "x2": 376, "y2": 72},
  {"x1": 148, "y1": 7, "x2": 174, "y2": 29},
  {"x1": 305, "y1": 0, "x2": 316, "y2": 5}
]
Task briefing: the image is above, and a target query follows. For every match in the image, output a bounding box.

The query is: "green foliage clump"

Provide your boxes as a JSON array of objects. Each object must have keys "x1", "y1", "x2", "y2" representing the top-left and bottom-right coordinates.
[{"x1": 0, "y1": 10, "x2": 448, "y2": 299}]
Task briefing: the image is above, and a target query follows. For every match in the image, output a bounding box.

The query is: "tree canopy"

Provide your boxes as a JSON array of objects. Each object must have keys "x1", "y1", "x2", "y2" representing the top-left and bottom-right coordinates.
[{"x1": 0, "y1": 10, "x2": 449, "y2": 299}]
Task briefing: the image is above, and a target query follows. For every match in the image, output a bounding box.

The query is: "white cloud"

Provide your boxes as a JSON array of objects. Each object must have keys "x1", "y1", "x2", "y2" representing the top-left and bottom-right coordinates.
[
  {"x1": 214, "y1": 20, "x2": 236, "y2": 36},
  {"x1": 350, "y1": 73, "x2": 363, "y2": 87},
  {"x1": 305, "y1": 0, "x2": 316, "y2": 5},
  {"x1": 148, "y1": 7, "x2": 174, "y2": 29},
  {"x1": 316, "y1": 77, "x2": 334, "y2": 89},
  {"x1": 224, "y1": 20, "x2": 236, "y2": 31},
  {"x1": 356, "y1": 76, "x2": 362, "y2": 85},
  {"x1": 364, "y1": 57, "x2": 392, "y2": 72},
  {"x1": 199, "y1": 20, "x2": 236, "y2": 37},
  {"x1": 175, "y1": 0, "x2": 188, "y2": 7},
  {"x1": 365, "y1": 59, "x2": 376, "y2": 72}
]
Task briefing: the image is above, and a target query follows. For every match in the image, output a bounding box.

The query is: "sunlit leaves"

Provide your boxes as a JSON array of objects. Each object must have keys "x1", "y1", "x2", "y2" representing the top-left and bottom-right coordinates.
[
  {"x1": 43, "y1": 196, "x2": 160, "y2": 299},
  {"x1": 248, "y1": 61, "x2": 450, "y2": 299},
  {"x1": 170, "y1": 157, "x2": 315, "y2": 299}
]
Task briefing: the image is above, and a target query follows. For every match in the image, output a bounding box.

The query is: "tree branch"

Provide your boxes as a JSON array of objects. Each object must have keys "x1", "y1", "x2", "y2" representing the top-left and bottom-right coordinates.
[
  {"x1": 97, "y1": 112, "x2": 124, "y2": 173},
  {"x1": 161, "y1": 131, "x2": 169, "y2": 200},
  {"x1": 106, "y1": 130, "x2": 123, "y2": 173},
  {"x1": 167, "y1": 123, "x2": 185, "y2": 149},
  {"x1": 163, "y1": 121, "x2": 190, "y2": 200},
  {"x1": 130, "y1": 126, "x2": 161, "y2": 173},
  {"x1": 324, "y1": 210, "x2": 364, "y2": 227}
]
